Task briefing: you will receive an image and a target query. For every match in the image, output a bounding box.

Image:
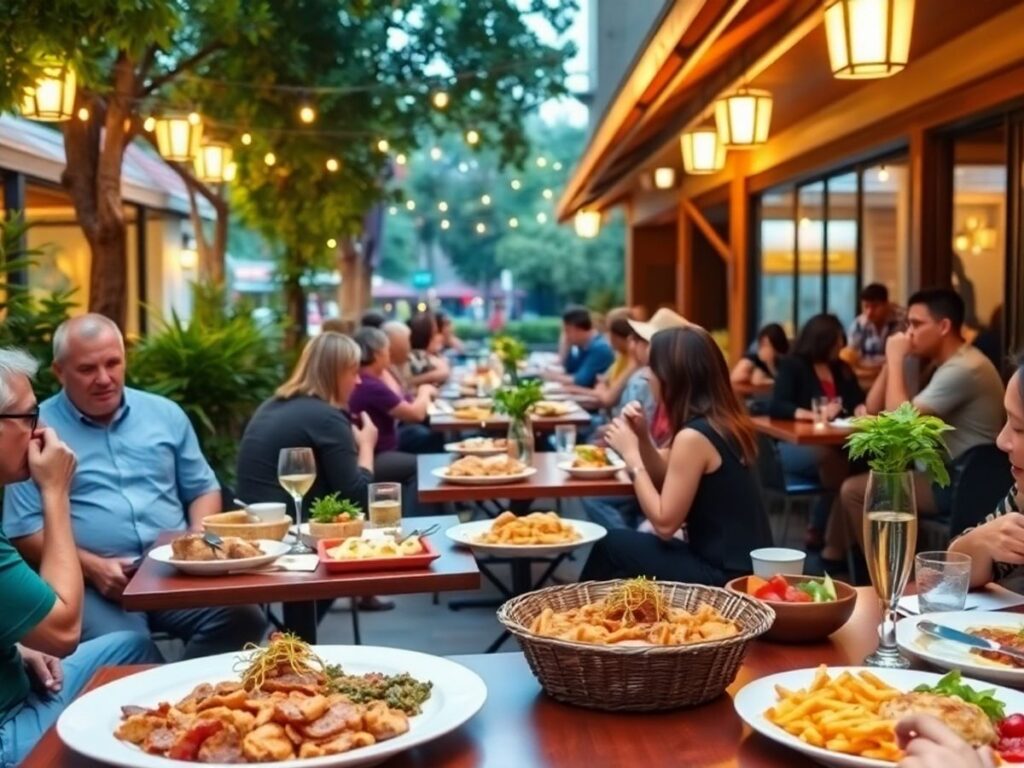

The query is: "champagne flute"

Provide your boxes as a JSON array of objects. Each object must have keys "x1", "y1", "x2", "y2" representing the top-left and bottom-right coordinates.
[
  {"x1": 863, "y1": 470, "x2": 917, "y2": 668},
  {"x1": 278, "y1": 447, "x2": 317, "y2": 554}
]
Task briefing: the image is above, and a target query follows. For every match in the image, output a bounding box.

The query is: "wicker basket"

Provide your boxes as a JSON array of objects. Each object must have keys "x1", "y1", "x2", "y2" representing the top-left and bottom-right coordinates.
[
  {"x1": 201, "y1": 511, "x2": 291, "y2": 542},
  {"x1": 497, "y1": 581, "x2": 775, "y2": 712}
]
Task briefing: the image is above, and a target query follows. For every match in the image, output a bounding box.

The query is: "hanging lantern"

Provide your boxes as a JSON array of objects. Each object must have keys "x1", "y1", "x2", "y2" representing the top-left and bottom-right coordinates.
[
  {"x1": 20, "y1": 60, "x2": 76, "y2": 121},
  {"x1": 652, "y1": 167, "x2": 677, "y2": 189},
  {"x1": 194, "y1": 141, "x2": 233, "y2": 184},
  {"x1": 223, "y1": 161, "x2": 238, "y2": 183},
  {"x1": 679, "y1": 128, "x2": 726, "y2": 174},
  {"x1": 714, "y1": 88, "x2": 773, "y2": 147},
  {"x1": 575, "y1": 210, "x2": 601, "y2": 239},
  {"x1": 154, "y1": 112, "x2": 203, "y2": 162},
  {"x1": 824, "y1": 0, "x2": 915, "y2": 79}
]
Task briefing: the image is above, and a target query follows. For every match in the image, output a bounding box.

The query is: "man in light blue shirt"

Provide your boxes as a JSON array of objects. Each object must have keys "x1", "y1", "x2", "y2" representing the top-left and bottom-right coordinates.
[{"x1": 3, "y1": 315, "x2": 265, "y2": 659}]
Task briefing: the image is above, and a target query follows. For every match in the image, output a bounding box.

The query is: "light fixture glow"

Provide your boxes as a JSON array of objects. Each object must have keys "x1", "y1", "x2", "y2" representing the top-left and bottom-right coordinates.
[
  {"x1": 440, "y1": 219, "x2": 451, "y2": 230},
  {"x1": 653, "y1": 167, "x2": 677, "y2": 189},
  {"x1": 154, "y1": 113, "x2": 204, "y2": 162},
  {"x1": 388, "y1": 206, "x2": 398, "y2": 215},
  {"x1": 179, "y1": 247, "x2": 198, "y2": 270},
  {"x1": 432, "y1": 91, "x2": 449, "y2": 109},
  {"x1": 223, "y1": 161, "x2": 237, "y2": 183},
  {"x1": 395, "y1": 153, "x2": 407, "y2": 165},
  {"x1": 241, "y1": 132, "x2": 252, "y2": 146},
  {"x1": 143, "y1": 116, "x2": 156, "y2": 132},
  {"x1": 326, "y1": 238, "x2": 337, "y2": 249},
  {"x1": 553, "y1": 161, "x2": 563, "y2": 171},
  {"x1": 536, "y1": 212, "x2": 548, "y2": 224},
  {"x1": 77, "y1": 107, "x2": 89, "y2": 121},
  {"x1": 438, "y1": 201, "x2": 449, "y2": 212},
  {"x1": 542, "y1": 188, "x2": 553, "y2": 199},
  {"x1": 325, "y1": 157, "x2": 340, "y2": 172},
  {"x1": 20, "y1": 60, "x2": 76, "y2": 121},
  {"x1": 714, "y1": 88, "x2": 773, "y2": 147},
  {"x1": 574, "y1": 210, "x2": 601, "y2": 238},
  {"x1": 298, "y1": 105, "x2": 316, "y2": 124},
  {"x1": 536, "y1": 156, "x2": 547, "y2": 168},
  {"x1": 679, "y1": 128, "x2": 726, "y2": 174},
  {"x1": 430, "y1": 147, "x2": 442, "y2": 161},
  {"x1": 377, "y1": 139, "x2": 390, "y2": 153},
  {"x1": 263, "y1": 151, "x2": 276, "y2": 166},
  {"x1": 509, "y1": 217, "x2": 519, "y2": 228},
  {"x1": 194, "y1": 141, "x2": 233, "y2": 184},
  {"x1": 465, "y1": 129, "x2": 480, "y2": 145},
  {"x1": 877, "y1": 165, "x2": 890, "y2": 183},
  {"x1": 510, "y1": 179, "x2": 522, "y2": 190},
  {"x1": 824, "y1": 0, "x2": 915, "y2": 80},
  {"x1": 475, "y1": 222, "x2": 486, "y2": 234},
  {"x1": 406, "y1": 200, "x2": 416, "y2": 211},
  {"x1": 480, "y1": 194, "x2": 491, "y2": 206}
]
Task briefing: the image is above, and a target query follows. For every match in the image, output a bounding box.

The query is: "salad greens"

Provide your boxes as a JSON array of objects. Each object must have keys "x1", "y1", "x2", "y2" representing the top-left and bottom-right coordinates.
[
  {"x1": 309, "y1": 493, "x2": 363, "y2": 524},
  {"x1": 913, "y1": 670, "x2": 1006, "y2": 722},
  {"x1": 796, "y1": 574, "x2": 837, "y2": 603}
]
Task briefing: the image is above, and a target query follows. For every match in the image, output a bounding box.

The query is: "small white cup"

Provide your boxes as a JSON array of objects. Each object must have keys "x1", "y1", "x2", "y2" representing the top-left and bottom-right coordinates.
[
  {"x1": 750, "y1": 547, "x2": 806, "y2": 578},
  {"x1": 247, "y1": 502, "x2": 287, "y2": 522}
]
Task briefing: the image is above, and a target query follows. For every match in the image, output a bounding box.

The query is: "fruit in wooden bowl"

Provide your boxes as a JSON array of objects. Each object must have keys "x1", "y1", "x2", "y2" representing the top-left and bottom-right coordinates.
[
  {"x1": 307, "y1": 492, "x2": 365, "y2": 540},
  {"x1": 725, "y1": 573, "x2": 856, "y2": 643}
]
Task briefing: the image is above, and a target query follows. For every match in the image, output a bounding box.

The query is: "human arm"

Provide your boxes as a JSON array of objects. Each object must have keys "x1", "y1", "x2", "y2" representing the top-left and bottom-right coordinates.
[
  {"x1": 730, "y1": 357, "x2": 756, "y2": 384},
  {"x1": 186, "y1": 491, "x2": 222, "y2": 529},
  {"x1": 5, "y1": 428, "x2": 82, "y2": 656},
  {"x1": 315, "y1": 410, "x2": 375, "y2": 505},
  {"x1": 750, "y1": 366, "x2": 774, "y2": 386},
  {"x1": 883, "y1": 332, "x2": 916, "y2": 410},
  {"x1": 407, "y1": 354, "x2": 451, "y2": 387},
  {"x1": 768, "y1": 359, "x2": 814, "y2": 421},
  {"x1": 19, "y1": 645, "x2": 63, "y2": 694},
  {"x1": 389, "y1": 384, "x2": 436, "y2": 423},
  {"x1": 865, "y1": 363, "x2": 888, "y2": 414},
  {"x1": 837, "y1": 362, "x2": 866, "y2": 413},
  {"x1": 948, "y1": 488, "x2": 1024, "y2": 587},
  {"x1": 14, "y1": 531, "x2": 132, "y2": 605},
  {"x1": 172, "y1": 406, "x2": 221, "y2": 527},
  {"x1": 606, "y1": 401, "x2": 669, "y2": 490}
]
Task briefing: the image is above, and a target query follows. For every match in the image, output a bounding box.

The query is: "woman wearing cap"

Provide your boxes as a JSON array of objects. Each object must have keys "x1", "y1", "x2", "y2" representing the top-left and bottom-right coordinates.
[{"x1": 580, "y1": 325, "x2": 773, "y2": 584}]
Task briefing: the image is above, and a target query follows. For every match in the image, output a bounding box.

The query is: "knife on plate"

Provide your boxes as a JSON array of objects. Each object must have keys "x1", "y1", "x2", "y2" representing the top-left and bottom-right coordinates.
[{"x1": 917, "y1": 620, "x2": 1024, "y2": 664}]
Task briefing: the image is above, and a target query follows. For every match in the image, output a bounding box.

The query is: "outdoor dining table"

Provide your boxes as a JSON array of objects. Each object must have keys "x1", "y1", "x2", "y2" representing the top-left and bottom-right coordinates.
[
  {"x1": 428, "y1": 406, "x2": 593, "y2": 433},
  {"x1": 121, "y1": 515, "x2": 479, "y2": 645},
  {"x1": 751, "y1": 415, "x2": 852, "y2": 446},
  {"x1": 27, "y1": 586, "x2": 943, "y2": 768}
]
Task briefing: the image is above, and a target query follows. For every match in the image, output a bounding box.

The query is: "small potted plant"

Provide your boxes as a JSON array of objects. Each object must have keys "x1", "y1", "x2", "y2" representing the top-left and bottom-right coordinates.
[
  {"x1": 493, "y1": 379, "x2": 543, "y2": 462},
  {"x1": 308, "y1": 493, "x2": 365, "y2": 541},
  {"x1": 846, "y1": 402, "x2": 953, "y2": 669},
  {"x1": 491, "y1": 335, "x2": 527, "y2": 384}
]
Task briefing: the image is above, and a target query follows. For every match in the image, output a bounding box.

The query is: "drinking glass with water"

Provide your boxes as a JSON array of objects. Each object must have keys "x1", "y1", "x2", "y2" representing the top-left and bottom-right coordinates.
[
  {"x1": 554, "y1": 424, "x2": 577, "y2": 458},
  {"x1": 915, "y1": 551, "x2": 971, "y2": 613},
  {"x1": 368, "y1": 482, "x2": 402, "y2": 535}
]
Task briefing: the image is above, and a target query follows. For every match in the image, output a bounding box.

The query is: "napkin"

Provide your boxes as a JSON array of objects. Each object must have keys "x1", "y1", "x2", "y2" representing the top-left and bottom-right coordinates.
[
  {"x1": 241, "y1": 554, "x2": 319, "y2": 573},
  {"x1": 897, "y1": 582, "x2": 1024, "y2": 615}
]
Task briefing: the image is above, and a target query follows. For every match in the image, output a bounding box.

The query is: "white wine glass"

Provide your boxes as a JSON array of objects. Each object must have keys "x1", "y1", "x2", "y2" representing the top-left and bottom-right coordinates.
[{"x1": 278, "y1": 447, "x2": 317, "y2": 554}]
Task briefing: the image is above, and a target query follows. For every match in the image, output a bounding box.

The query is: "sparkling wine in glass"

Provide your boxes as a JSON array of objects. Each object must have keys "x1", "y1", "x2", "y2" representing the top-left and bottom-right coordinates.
[{"x1": 278, "y1": 447, "x2": 316, "y2": 554}]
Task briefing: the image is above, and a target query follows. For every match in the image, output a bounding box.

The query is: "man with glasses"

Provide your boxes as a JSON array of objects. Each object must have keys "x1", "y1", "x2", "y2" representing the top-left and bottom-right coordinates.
[
  {"x1": 3, "y1": 314, "x2": 266, "y2": 660},
  {"x1": 0, "y1": 347, "x2": 161, "y2": 766}
]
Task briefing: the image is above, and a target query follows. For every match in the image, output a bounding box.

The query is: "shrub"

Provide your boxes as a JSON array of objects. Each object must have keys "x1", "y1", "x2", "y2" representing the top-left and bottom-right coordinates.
[
  {"x1": 129, "y1": 282, "x2": 284, "y2": 483},
  {"x1": 451, "y1": 317, "x2": 563, "y2": 346}
]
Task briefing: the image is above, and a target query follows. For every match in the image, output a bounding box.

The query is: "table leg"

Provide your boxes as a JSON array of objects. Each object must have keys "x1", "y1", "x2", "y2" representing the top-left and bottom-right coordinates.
[
  {"x1": 282, "y1": 602, "x2": 318, "y2": 643},
  {"x1": 448, "y1": 561, "x2": 511, "y2": 611},
  {"x1": 350, "y1": 600, "x2": 362, "y2": 645}
]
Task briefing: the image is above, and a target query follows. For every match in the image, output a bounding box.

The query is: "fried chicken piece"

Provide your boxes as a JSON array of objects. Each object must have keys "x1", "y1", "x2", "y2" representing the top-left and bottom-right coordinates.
[
  {"x1": 176, "y1": 683, "x2": 215, "y2": 713},
  {"x1": 242, "y1": 723, "x2": 296, "y2": 762},
  {"x1": 197, "y1": 689, "x2": 249, "y2": 712},
  {"x1": 115, "y1": 714, "x2": 170, "y2": 745},
  {"x1": 260, "y1": 670, "x2": 325, "y2": 696},
  {"x1": 196, "y1": 726, "x2": 245, "y2": 764},
  {"x1": 223, "y1": 538, "x2": 262, "y2": 559},
  {"x1": 299, "y1": 731, "x2": 376, "y2": 758},
  {"x1": 880, "y1": 692, "x2": 997, "y2": 747},
  {"x1": 141, "y1": 727, "x2": 176, "y2": 755},
  {"x1": 362, "y1": 700, "x2": 409, "y2": 741},
  {"x1": 299, "y1": 700, "x2": 364, "y2": 740},
  {"x1": 273, "y1": 693, "x2": 329, "y2": 724},
  {"x1": 171, "y1": 534, "x2": 222, "y2": 561},
  {"x1": 197, "y1": 706, "x2": 256, "y2": 736}
]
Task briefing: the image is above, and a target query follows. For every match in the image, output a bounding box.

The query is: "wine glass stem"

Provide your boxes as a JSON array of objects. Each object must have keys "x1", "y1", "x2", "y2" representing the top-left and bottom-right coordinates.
[
  {"x1": 293, "y1": 494, "x2": 304, "y2": 530},
  {"x1": 879, "y1": 601, "x2": 898, "y2": 650}
]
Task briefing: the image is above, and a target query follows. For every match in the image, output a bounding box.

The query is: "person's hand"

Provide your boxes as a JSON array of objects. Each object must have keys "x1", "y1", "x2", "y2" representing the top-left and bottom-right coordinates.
[
  {"x1": 619, "y1": 401, "x2": 650, "y2": 440},
  {"x1": 976, "y1": 512, "x2": 1024, "y2": 565},
  {"x1": 886, "y1": 331, "x2": 912, "y2": 363},
  {"x1": 28, "y1": 427, "x2": 76, "y2": 498},
  {"x1": 605, "y1": 417, "x2": 641, "y2": 465},
  {"x1": 824, "y1": 400, "x2": 844, "y2": 420},
  {"x1": 86, "y1": 555, "x2": 133, "y2": 601},
  {"x1": 417, "y1": 384, "x2": 438, "y2": 400},
  {"x1": 854, "y1": 404, "x2": 868, "y2": 417},
  {"x1": 19, "y1": 646, "x2": 63, "y2": 695},
  {"x1": 896, "y1": 714, "x2": 995, "y2": 768},
  {"x1": 352, "y1": 412, "x2": 379, "y2": 451}
]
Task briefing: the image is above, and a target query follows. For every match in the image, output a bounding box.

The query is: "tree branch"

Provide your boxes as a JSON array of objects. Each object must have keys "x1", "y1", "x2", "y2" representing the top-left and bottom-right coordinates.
[
  {"x1": 136, "y1": 44, "x2": 160, "y2": 94},
  {"x1": 142, "y1": 42, "x2": 226, "y2": 96}
]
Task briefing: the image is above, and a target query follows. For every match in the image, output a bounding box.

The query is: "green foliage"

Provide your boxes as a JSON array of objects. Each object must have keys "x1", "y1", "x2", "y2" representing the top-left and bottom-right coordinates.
[
  {"x1": 129, "y1": 282, "x2": 284, "y2": 482},
  {"x1": 309, "y1": 492, "x2": 363, "y2": 523},
  {"x1": 845, "y1": 403, "x2": 954, "y2": 486},
  {"x1": 491, "y1": 335, "x2": 527, "y2": 367},
  {"x1": 493, "y1": 379, "x2": 543, "y2": 420},
  {"x1": 0, "y1": 215, "x2": 77, "y2": 399},
  {"x1": 453, "y1": 317, "x2": 562, "y2": 345}
]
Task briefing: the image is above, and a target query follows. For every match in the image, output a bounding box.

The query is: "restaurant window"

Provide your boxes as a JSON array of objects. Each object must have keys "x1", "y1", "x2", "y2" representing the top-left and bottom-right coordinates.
[
  {"x1": 758, "y1": 186, "x2": 795, "y2": 336},
  {"x1": 862, "y1": 161, "x2": 910, "y2": 311},
  {"x1": 796, "y1": 182, "x2": 824, "y2": 330},
  {"x1": 826, "y1": 172, "x2": 858, "y2": 327}
]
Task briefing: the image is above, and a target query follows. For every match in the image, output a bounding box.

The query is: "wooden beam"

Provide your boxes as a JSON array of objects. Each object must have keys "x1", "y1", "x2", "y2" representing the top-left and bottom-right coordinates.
[
  {"x1": 681, "y1": 198, "x2": 731, "y2": 263},
  {"x1": 677, "y1": 201, "x2": 694, "y2": 317},
  {"x1": 728, "y1": 153, "x2": 750, "y2": 364}
]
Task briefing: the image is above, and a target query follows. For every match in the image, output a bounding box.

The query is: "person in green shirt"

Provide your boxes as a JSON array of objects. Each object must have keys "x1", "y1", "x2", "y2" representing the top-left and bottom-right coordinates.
[{"x1": 0, "y1": 348, "x2": 161, "y2": 767}]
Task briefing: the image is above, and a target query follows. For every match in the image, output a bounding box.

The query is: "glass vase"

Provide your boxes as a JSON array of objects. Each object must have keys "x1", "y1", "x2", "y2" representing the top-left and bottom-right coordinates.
[
  {"x1": 506, "y1": 413, "x2": 535, "y2": 464},
  {"x1": 862, "y1": 470, "x2": 917, "y2": 668}
]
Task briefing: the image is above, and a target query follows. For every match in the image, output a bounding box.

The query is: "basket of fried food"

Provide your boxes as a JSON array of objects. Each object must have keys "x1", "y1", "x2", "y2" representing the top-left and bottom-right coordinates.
[{"x1": 497, "y1": 578, "x2": 775, "y2": 711}]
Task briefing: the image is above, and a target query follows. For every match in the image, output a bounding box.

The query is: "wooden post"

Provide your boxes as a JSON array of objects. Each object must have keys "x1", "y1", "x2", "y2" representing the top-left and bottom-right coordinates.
[
  {"x1": 677, "y1": 200, "x2": 693, "y2": 317},
  {"x1": 728, "y1": 153, "x2": 750, "y2": 364}
]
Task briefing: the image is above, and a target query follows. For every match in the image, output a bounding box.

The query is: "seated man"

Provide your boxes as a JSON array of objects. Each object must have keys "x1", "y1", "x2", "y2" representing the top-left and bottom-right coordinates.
[
  {"x1": 546, "y1": 306, "x2": 615, "y2": 388},
  {"x1": 841, "y1": 288, "x2": 1005, "y2": 549},
  {"x1": 0, "y1": 347, "x2": 160, "y2": 765},
  {"x1": 844, "y1": 282, "x2": 905, "y2": 374},
  {"x1": 3, "y1": 315, "x2": 266, "y2": 659}
]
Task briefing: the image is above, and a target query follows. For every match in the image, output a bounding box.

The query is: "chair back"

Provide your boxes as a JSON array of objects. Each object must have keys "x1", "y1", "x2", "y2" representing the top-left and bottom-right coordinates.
[
  {"x1": 755, "y1": 434, "x2": 788, "y2": 493},
  {"x1": 949, "y1": 444, "x2": 1013, "y2": 539}
]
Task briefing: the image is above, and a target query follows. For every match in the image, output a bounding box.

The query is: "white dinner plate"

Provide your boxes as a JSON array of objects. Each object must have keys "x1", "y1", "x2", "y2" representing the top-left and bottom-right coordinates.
[
  {"x1": 147, "y1": 539, "x2": 291, "y2": 576},
  {"x1": 556, "y1": 459, "x2": 626, "y2": 480},
  {"x1": 58, "y1": 644, "x2": 487, "y2": 768},
  {"x1": 431, "y1": 466, "x2": 537, "y2": 486},
  {"x1": 446, "y1": 518, "x2": 606, "y2": 558},
  {"x1": 897, "y1": 610, "x2": 1024, "y2": 686},
  {"x1": 734, "y1": 666, "x2": 1024, "y2": 768},
  {"x1": 444, "y1": 440, "x2": 509, "y2": 457}
]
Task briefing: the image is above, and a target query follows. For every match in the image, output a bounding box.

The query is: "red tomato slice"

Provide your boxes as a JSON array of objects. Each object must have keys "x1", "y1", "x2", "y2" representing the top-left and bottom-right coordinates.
[
  {"x1": 1001, "y1": 715, "x2": 1024, "y2": 739},
  {"x1": 783, "y1": 586, "x2": 812, "y2": 603},
  {"x1": 754, "y1": 584, "x2": 785, "y2": 601},
  {"x1": 769, "y1": 575, "x2": 790, "y2": 595}
]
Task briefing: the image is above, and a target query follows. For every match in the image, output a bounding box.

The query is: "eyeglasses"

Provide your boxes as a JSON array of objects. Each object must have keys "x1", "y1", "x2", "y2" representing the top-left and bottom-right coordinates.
[{"x1": 0, "y1": 407, "x2": 40, "y2": 431}]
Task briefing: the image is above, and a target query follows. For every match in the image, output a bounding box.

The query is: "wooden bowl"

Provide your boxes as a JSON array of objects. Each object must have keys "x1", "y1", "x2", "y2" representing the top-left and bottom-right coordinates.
[
  {"x1": 725, "y1": 574, "x2": 856, "y2": 643},
  {"x1": 308, "y1": 519, "x2": 365, "y2": 541},
  {"x1": 202, "y1": 510, "x2": 290, "y2": 542}
]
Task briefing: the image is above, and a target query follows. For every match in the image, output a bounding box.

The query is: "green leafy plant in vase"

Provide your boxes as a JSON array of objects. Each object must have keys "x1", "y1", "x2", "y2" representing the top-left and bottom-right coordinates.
[
  {"x1": 308, "y1": 492, "x2": 365, "y2": 540},
  {"x1": 846, "y1": 402, "x2": 953, "y2": 669},
  {"x1": 493, "y1": 379, "x2": 543, "y2": 462},
  {"x1": 491, "y1": 335, "x2": 527, "y2": 384}
]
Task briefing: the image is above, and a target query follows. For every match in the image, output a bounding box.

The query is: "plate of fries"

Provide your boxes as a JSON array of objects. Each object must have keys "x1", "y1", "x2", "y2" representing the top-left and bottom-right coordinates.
[
  {"x1": 734, "y1": 665, "x2": 1024, "y2": 767},
  {"x1": 446, "y1": 511, "x2": 605, "y2": 557}
]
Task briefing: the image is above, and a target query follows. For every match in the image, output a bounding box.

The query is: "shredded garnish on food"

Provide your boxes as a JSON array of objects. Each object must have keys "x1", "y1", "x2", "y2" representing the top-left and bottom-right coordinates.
[
  {"x1": 603, "y1": 577, "x2": 668, "y2": 625},
  {"x1": 235, "y1": 632, "x2": 327, "y2": 691}
]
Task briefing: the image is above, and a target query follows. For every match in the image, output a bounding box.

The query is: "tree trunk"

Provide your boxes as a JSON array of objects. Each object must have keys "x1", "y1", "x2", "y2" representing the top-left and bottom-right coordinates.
[
  {"x1": 283, "y1": 256, "x2": 307, "y2": 351},
  {"x1": 183, "y1": 179, "x2": 228, "y2": 285},
  {"x1": 337, "y1": 237, "x2": 366, "y2": 322}
]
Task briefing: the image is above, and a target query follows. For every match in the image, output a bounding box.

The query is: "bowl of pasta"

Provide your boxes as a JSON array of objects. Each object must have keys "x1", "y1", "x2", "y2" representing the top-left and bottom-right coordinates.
[{"x1": 497, "y1": 579, "x2": 775, "y2": 711}]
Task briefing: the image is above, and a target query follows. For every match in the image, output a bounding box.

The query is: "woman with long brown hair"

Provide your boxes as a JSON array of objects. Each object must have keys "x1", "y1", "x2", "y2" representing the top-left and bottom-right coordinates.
[{"x1": 580, "y1": 325, "x2": 773, "y2": 584}]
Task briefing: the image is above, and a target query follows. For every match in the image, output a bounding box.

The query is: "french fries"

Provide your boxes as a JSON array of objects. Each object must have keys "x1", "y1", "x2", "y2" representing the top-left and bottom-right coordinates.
[
  {"x1": 473, "y1": 511, "x2": 581, "y2": 546},
  {"x1": 764, "y1": 666, "x2": 903, "y2": 762}
]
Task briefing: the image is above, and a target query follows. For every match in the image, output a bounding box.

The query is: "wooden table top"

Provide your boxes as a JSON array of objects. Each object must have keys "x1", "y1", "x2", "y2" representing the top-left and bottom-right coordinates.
[
  {"x1": 751, "y1": 416, "x2": 852, "y2": 446},
  {"x1": 121, "y1": 515, "x2": 479, "y2": 612},
  {"x1": 26, "y1": 587, "x2": 897, "y2": 768},
  {"x1": 417, "y1": 452, "x2": 636, "y2": 503},
  {"x1": 429, "y1": 407, "x2": 592, "y2": 433},
  {"x1": 733, "y1": 381, "x2": 774, "y2": 398}
]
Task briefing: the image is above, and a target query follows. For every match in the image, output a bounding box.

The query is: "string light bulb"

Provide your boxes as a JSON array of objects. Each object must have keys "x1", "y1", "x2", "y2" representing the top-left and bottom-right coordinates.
[
  {"x1": 77, "y1": 107, "x2": 89, "y2": 121},
  {"x1": 877, "y1": 165, "x2": 890, "y2": 182},
  {"x1": 553, "y1": 161, "x2": 563, "y2": 171},
  {"x1": 511, "y1": 179, "x2": 522, "y2": 190},
  {"x1": 241, "y1": 132, "x2": 252, "y2": 146},
  {"x1": 542, "y1": 188, "x2": 553, "y2": 199},
  {"x1": 430, "y1": 147, "x2": 442, "y2": 161},
  {"x1": 536, "y1": 156, "x2": 548, "y2": 168},
  {"x1": 395, "y1": 153, "x2": 407, "y2": 165},
  {"x1": 388, "y1": 206, "x2": 398, "y2": 215},
  {"x1": 465, "y1": 129, "x2": 480, "y2": 145},
  {"x1": 406, "y1": 200, "x2": 416, "y2": 211},
  {"x1": 536, "y1": 212, "x2": 548, "y2": 224},
  {"x1": 481, "y1": 194, "x2": 491, "y2": 206},
  {"x1": 263, "y1": 151, "x2": 276, "y2": 166},
  {"x1": 440, "y1": 219, "x2": 451, "y2": 230},
  {"x1": 432, "y1": 91, "x2": 449, "y2": 109},
  {"x1": 298, "y1": 105, "x2": 316, "y2": 124},
  {"x1": 326, "y1": 157, "x2": 339, "y2": 172},
  {"x1": 438, "y1": 201, "x2": 449, "y2": 212},
  {"x1": 326, "y1": 238, "x2": 337, "y2": 249},
  {"x1": 509, "y1": 217, "x2": 519, "y2": 228},
  {"x1": 475, "y1": 222, "x2": 486, "y2": 234},
  {"x1": 575, "y1": 210, "x2": 601, "y2": 238},
  {"x1": 143, "y1": 116, "x2": 156, "y2": 132},
  {"x1": 188, "y1": 112, "x2": 201, "y2": 126},
  {"x1": 377, "y1": 139, "x2": 389, "y2": 153}
]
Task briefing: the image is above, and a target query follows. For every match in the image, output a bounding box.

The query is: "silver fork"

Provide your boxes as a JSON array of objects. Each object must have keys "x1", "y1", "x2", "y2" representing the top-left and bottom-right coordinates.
[
  {"x1": 395, "y1": 523, "x2": 440, "y2": 544},
  {"x1": 203, "y1": 531, "x2": 225, "y2": 554}
]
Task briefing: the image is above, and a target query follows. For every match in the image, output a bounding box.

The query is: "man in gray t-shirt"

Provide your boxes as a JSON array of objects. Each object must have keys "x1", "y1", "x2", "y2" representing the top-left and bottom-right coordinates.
[{"x1": 840, "y1": 288, "x2": 1005, "y2": 552}]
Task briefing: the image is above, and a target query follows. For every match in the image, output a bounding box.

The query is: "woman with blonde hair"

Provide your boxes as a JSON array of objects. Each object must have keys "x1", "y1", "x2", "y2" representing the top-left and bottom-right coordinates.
[{"x1": 236, "y1": 332, "x2": 378, "y2": 517}]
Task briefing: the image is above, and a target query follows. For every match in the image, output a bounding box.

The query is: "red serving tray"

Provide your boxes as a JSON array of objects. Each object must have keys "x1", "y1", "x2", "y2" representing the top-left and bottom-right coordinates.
[{"x1": 316, "y1": 536, "x2": 441, "y2": 573}]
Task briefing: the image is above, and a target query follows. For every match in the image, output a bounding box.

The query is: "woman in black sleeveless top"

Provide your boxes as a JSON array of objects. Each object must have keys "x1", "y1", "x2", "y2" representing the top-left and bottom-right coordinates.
[{"x1": 580, "y1": 326, "x2": 773, "y2": 586}]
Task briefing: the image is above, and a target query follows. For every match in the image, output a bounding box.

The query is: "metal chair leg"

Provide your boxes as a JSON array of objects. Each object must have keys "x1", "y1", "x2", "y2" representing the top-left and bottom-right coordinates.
[{"x1": 350, "y1": 598, "x2": 362, "y2": 645}]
